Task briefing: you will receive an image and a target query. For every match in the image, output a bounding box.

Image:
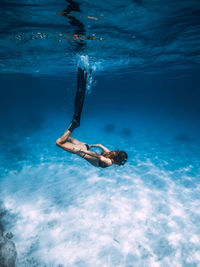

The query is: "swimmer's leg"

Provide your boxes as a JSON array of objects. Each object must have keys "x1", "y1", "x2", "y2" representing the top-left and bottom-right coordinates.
[
  {"x1": 56, "y1": 129, "x2": 84, "y2": 149},
  {"x1": 57, "y1": 67, "x2": 88, "y2": 146},
  {"x1": 56, "y1": 127, "x2": 82, "y2": 145},
  {"x1": 56, "y1": 128, "x2": 71, "y2": 145},
  {"x1": 68, "y1": 67, "x2": 88, "y2": 132}
]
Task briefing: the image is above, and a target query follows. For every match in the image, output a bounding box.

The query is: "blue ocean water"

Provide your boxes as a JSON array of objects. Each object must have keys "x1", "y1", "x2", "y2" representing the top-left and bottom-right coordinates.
[{"x1": 0, "y1": 0, "x2": 200, "y2": 266}]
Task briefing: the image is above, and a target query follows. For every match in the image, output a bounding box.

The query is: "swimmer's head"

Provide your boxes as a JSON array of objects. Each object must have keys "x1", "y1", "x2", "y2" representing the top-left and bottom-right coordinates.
[
  {"x1": 114, "y1": 150, "x2": 128, "y2": 165},
  {"x1": 102, "y1": 150, "x2": 128, "y2": 166}
]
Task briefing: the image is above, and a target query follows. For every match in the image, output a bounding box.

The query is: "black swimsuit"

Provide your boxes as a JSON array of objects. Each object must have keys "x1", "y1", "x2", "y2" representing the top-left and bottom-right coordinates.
[
  {"x1": 98, "y1": 160, "x2": 109, "y2": 168},
  {"x1": 85, "y1": 143, "x2": 90, "y2": 150}
]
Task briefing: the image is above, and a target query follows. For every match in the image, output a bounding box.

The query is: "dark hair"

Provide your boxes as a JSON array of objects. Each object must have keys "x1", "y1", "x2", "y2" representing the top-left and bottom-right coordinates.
[{"x1": 101, "y1": 150, "x2": 128, "y2": 166}]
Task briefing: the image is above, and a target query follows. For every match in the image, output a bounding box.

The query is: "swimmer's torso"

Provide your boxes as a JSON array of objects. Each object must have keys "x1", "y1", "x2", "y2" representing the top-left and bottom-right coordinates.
[{"x1": 67, "y1": 138, "x2": 111, "y2": 168}]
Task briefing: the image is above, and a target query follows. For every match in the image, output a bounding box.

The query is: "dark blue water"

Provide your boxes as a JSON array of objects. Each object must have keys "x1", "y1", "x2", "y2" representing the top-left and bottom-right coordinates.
[{"x1": 0, "y1": 0, "x2": 200, "y2": 266}]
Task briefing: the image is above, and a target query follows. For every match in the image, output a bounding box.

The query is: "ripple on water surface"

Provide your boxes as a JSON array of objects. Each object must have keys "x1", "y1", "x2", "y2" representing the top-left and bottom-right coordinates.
[{"x1": 0, "y1": 0, "x2": 200, "y2": 76}]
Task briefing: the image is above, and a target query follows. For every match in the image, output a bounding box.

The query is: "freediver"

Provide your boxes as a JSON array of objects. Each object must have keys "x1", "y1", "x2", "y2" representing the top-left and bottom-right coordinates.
[
  {"x1": 56, "y1": 67, "x2": 128, "y2": 168},
  {"x1": 56, "y1": 1, "x2": 128, "y2": 167}
]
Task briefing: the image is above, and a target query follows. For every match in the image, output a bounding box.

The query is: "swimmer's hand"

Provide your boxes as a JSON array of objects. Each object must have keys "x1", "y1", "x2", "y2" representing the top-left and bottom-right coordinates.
[{"x1": 89, "y1": 144, "x2": 110, "y2": 152}]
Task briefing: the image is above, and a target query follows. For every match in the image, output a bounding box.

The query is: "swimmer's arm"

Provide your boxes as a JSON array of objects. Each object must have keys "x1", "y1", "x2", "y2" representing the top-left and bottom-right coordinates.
[
  {"x1": 89, "y1": 144, "x2": 110, "y2": 152},
  {"x1": 77, "y1": 149, "x2": 101, "y2": 159},
  {"x1": 100, "y1": 156, "x2": 112, "y2": 166},
  {"x1": 78, "y1": 150, "x2": 112, "y2": 166}
]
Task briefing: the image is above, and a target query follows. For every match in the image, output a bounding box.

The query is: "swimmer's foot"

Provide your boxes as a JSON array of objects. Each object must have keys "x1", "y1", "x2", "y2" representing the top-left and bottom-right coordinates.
[
  {"x1": 68, "y1": 118, "x2": 80, "y2": 132},
  {"x1": 72, "y1": 118, "x2": 80, "y2": 128}
]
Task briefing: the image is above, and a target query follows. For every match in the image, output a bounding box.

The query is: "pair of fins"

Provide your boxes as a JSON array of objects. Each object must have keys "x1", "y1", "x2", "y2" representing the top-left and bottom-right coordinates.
[{"x1": 68, "y1": 67, "x2": 92, "y2": 132}]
